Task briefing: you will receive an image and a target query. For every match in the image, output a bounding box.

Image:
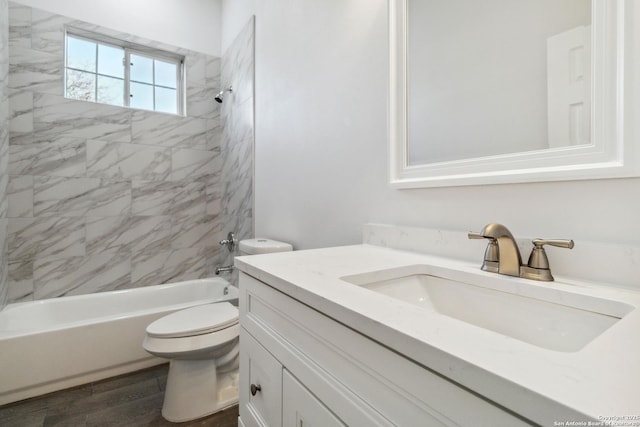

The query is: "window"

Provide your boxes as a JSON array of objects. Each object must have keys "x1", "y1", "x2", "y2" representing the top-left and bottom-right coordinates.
[{"x1": 64, "y1": 30, "x2": 184, "y2": 115}]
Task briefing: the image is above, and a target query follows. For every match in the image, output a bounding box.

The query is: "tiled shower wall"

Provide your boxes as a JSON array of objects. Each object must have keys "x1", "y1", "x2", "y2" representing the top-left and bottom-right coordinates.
[
  {"x1": 5, "y1": 2, "x2": 236, "y2": 302},
  {"x1": 219, "y1": 17, "x2": 255, "y2": 282},
  {"x1": 0, "y1": 0, "x2": 9, "y2": 309}
]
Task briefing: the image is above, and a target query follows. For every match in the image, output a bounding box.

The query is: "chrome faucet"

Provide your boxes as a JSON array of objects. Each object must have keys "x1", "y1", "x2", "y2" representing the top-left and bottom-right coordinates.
[
  {"x1": 219, "y1": 232, "x2": 236, "y2": 252},
  {"x1": 469, "y1": 223, "x2": 573, "y2": 281},
  {"x1": 215, "y1": 265, "x2": 234, "y2": 275}
]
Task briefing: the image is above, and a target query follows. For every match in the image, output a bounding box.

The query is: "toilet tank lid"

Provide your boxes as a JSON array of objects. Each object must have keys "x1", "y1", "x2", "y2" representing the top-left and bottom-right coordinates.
[
  {"x1": 239, "y1": 238, "x2": 293, "y2": 254},
  {"x1": 146, "y1": 302, "x2": 238, "y2": 338}
]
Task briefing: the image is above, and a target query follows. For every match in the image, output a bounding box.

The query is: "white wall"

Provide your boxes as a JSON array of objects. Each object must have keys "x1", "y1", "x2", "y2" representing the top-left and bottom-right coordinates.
[
  {"x1": 12, "y1": 0, "x2": 222, "y2": 56},
  {"x1": 221, "y1": 0, "x2": 640, "y2": 252}
]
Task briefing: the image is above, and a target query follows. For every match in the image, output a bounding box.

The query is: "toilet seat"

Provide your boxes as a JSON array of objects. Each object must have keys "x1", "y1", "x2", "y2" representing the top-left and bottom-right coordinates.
[
  {"x1": 143, "y1": 303, "x2": 240, "y2": 359},
  {"x1": 146, "y1": 303, "x2": 239, "y2": 338}
]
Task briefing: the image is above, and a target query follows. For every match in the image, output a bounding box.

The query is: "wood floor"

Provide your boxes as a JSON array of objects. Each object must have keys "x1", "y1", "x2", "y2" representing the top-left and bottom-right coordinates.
[{"x1": 0, "y1": 364, "x2": 238, "y2": 427}]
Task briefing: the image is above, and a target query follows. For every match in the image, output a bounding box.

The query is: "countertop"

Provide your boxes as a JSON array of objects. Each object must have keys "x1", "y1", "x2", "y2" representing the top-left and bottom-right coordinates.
[{"x1": 235, "y1": 244, "x2": 640, "y2": 426}]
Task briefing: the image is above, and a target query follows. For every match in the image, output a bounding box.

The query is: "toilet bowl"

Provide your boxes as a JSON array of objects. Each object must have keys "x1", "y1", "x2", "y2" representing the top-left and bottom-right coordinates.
[
  {"x1": 143, "y1": 302, "x2": 240, "y2": 422},
  {"x1": 143, "y1": 238, "x2": 292, "y2": 422}
]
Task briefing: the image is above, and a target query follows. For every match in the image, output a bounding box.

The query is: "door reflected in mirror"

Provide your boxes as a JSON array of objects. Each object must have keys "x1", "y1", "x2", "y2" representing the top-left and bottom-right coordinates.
[{"x1": 407, "y1": 0, "x2": 591, "y2": 166}]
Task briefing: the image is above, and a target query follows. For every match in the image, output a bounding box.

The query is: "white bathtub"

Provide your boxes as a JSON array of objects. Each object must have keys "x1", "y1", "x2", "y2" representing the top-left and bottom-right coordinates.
[{"x1": 0, "y1": 277, "x2": 238, "y2": 405}]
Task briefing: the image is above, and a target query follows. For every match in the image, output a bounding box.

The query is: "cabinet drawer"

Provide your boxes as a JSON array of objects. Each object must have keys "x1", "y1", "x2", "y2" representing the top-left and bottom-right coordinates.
[
  {"x1": 240, "y1": 328, "x2": 283, "y2": 427},
  {"x1": 283, "y1": 369, "x2": 345, "y2": 427}
]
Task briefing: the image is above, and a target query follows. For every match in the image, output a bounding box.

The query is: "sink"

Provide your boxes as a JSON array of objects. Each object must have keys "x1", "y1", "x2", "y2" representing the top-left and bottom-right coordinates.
[{"x1": 341, "y1": 266, "x2": 634, "y2": 352}]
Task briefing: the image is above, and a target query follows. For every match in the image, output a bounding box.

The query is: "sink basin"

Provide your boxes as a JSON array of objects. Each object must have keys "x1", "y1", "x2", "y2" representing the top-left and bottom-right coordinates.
[{"x1": 341, "y1": 266, "x2": 634, "y2": 352}]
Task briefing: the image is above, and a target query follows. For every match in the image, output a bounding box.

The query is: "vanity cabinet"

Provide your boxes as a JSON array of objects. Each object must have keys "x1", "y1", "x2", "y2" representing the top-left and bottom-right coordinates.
[
  {"x1": 239, "y1": 331, "x2": 343, "y2": 427},
  {"x1": 238, "y1": 272, "x2": 533, "y2": 427}
]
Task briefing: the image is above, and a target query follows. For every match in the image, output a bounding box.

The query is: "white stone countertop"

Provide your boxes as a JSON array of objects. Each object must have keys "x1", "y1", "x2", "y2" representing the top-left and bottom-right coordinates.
[{"x1": 235, "y1": 244, "x2": 640, "y2": 427}]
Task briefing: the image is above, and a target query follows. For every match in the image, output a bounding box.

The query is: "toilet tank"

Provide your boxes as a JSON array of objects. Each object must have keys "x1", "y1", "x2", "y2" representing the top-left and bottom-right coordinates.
[{"x1": 238, "y1": 238, "x2": 293, "y2": 256}]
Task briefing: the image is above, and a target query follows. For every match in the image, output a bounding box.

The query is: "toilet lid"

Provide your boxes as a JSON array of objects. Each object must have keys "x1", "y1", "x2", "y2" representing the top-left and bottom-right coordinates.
[{"x1": 146, "y1": 302, "x2": 239, "y2": 338}]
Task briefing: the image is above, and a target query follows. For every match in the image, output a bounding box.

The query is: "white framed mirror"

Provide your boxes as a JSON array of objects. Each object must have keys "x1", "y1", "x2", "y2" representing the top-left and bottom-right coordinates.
[{"x1": 389, "y1": 0, "x2": 640, "y2": 188}]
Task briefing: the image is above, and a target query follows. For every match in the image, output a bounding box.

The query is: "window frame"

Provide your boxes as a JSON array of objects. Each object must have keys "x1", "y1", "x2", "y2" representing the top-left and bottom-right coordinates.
[{"x1": 64, "y1": 27, "x2": 185, "y2": 116}]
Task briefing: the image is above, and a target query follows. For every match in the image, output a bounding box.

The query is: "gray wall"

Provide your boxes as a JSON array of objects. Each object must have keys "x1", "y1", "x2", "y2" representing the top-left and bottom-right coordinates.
[
  {"x1": 0, "y1": 0, "x2": 9, "y2": 309},
  {"x1": 5, "y1": 2, "x2": 245, "y2": 302}
]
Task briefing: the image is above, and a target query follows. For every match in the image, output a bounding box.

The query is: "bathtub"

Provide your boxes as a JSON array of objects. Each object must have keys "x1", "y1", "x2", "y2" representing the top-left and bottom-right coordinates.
[{"x1": 0, "y1": 277, "x2": 238, "y2": 405}]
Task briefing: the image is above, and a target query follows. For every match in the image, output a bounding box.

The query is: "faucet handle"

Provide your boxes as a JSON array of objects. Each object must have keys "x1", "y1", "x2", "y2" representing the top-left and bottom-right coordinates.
[
  {"x1": 522, "y1": 238, "x2": 574, "y2": 281},
  {"x1": 219, "y1": 231, "x2": 236, "y2": 252},
  {"x1": 468, "y1": 232, "x2": 499, "y2": 273},
  {"x1": 532, "y1": 238, "x2": 574, "y2": 250},
  {"x1": 528, "y1": 239, "x2": 574, "y2": 269}
]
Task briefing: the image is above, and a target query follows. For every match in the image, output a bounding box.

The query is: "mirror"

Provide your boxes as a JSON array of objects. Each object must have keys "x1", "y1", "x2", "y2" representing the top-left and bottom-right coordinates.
[
  {"x1": 389, "y1": 0, "x2": 640, "y2": 188},
  {"x1": 407, "y1": 1, "x2": 591, "y2": 165}
]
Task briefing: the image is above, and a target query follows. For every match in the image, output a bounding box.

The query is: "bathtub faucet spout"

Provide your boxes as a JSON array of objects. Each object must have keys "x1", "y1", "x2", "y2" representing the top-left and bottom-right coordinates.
[{"x1": 215, "y1": 265, "x2": 234, "y2": 275}]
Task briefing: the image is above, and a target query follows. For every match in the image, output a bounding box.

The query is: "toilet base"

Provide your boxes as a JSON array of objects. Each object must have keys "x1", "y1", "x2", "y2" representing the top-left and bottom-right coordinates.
[{"x1": 161, "y1": 359, "x2": 239, "y2": 423}]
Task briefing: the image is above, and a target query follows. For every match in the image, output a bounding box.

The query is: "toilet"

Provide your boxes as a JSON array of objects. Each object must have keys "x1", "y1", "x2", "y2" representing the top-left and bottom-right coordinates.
[
  {"x1": 238, "y1": 237, "x2": 293, "y2": 256},
  {"x1": 143, "y1": 238, "x2": 292, "y2": 422}
]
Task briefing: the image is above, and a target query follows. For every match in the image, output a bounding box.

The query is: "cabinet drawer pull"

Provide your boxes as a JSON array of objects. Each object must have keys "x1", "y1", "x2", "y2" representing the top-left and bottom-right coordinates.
[{"x1": 250, "y1": 383, "x2": 262, "y2": 396}]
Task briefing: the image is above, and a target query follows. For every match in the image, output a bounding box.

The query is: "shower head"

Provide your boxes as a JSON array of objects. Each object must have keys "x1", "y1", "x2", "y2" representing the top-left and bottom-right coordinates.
[{"x1": 215, "y1": 86, "x2": 233, "y2": 103}]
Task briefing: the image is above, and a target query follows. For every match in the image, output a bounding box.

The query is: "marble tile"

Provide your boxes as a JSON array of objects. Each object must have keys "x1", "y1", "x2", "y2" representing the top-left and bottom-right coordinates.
[
  {"x1": 2, "y1": 2, "x2": 228, "y2": 301},
  {"x1": 33, "y1": 93, "x2": 132, "y2": 143},
  {"x1": 221, "y1": 17, "x2": 254, "y2": 106},
  {"x1": 0, "y1": 0, "x2": 7, "y2": 308},
  {"x1": 7, "y1": 127, "x2": 33, "y2": 146},
  {"x1": 171, "y1": 147, "x2": 221, "y2": 182},
  {"x1": 220, "y1": 214, "x2": 253, "y2": 249},
  {"x1": 33, "y1": 176, "x2": 131, "y2": 217},
  {"x1": 130, "y1": 248, "x2": 208, "y2": 288},
  {"x1": 227, "y1": 96, "x2": 254, "y2": 147},
  {"x1": 0, "y1": 219, "x2": 7, "y2": 307},
  {"x1": 171, "y1": 213, "x2": 221, "y2": 250},
  {"x1": 185, "y1": 52, "x2": 207, "y2": 87},
  {"x1": 87, "y1": 140, "x2": 171, "y2": 180},
  {"x1": 7, "y1": 175, "x2": 33, "y2": 217},
  {"x1": 222, "y1": 133, "x2": 253, "y2": 217},
  {"x1": 205, "y1": 56, "x2": 221, "y2": 85},
  {"x1": 131, "y1": 180, "x2": 205, "y2": 217},
  {"x1": 33, "y1": 250, "x2": 131, "y2": 298},
  {"x1": 8, "y1": 2, "x2": 31, "y2": 48},
  {"x1": 69, "y1": 18, "x2": 191, "y2": 58},
  {"x1": 131, "y1": 111, "x2": 208, "y2": 149},
  {"x1": 0, "y1": 210, "x2": 5, "y2": 240},
  {"x1": 206, "y1": 183, "x2": 223, "y2": 215},
  {"x1": 0, "y1": 283, "x2": 7, "y2": 311},
  {"x1": 8, "y1": 89, "x2": 33, "y2": 134},
  {"x1": 0, "y1": 141, "x2": 7, "y2": 179},
  {"x1": 219, "y1": 17, "x2": 255, "y2": 244},
  {"x1": 8, "y1": 216, "x2": 85, "y2": 262},
  {"x1": 186, "y1": 85, "x2": 219, "y2": 119},
  {"x1": 205, "y1": 245, "x2": 225, "y2": 278},
  {"x1": 223, "y1": 176, "x2": 253, "y2": 218},
  {"x1": 206, "y1": 117, "x2": 222, "y2": 151},
  {"x1": 7, "y1": 258, "x2": 33, "y2": 302},
  {"x1": 86, "y1": 215, "x2": 172, "y2": 255},
  {"x1": 0, "y1": 100, "x2": 8, "y2": 150},
  {"x1": 30, "y1": 7, "x2": 69, "y2": 54},
  {"x1": 8, "y1": 45, "x2": 62, "y2": 95},
  {"x1": 9, "y1": 137, "x2": 86, "y2": 177},
  {"x1": 0, "y1": 172, "x2": 7, "y2": 219}
]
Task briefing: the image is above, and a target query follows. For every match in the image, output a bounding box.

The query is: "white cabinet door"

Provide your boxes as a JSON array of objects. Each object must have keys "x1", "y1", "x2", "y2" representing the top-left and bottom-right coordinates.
[
  {"x1": 240, "y1": 329, "x2": 283, "y2": 427},
  {"x1": 283, "y1": 370, "x2": 345, "y2": 427}
]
